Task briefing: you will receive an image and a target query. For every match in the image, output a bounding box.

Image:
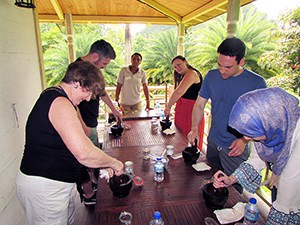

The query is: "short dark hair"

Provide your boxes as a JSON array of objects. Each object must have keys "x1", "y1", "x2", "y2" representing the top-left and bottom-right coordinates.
[
  {"x1": 62, "y1": 61, "x2": 106, "y2": 97},
  {"x1": 131, "y1": 52, "x2": 142, "y2": 61},
  {"x1": 217, "y1": 37, "x2": 246, "y2": 64},
  {"x1": 89, "y1": 40, "x2": 116, "y2": 60}
]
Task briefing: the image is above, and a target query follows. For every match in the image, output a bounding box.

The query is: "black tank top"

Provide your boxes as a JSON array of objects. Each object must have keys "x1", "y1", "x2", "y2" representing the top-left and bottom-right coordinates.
[
  {"x1": 181, "y1": 69, "x2": 202, "y2": 100},
  {"x1": 20, "y1": 87, "x2": 80, "y2": 183}
]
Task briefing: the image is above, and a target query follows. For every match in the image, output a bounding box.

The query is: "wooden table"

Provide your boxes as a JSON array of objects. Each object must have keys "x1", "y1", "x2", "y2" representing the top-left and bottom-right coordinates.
[
  {"x1": 123, "y1": 109, "x2": 159, "y2": 121},
  {"x1": 95, "y1": 147, "x2": 266, "y2": 225},
  {"x1": 103, "y1": 118, "x2": 186, "y2": 149},
  {"x1": 97, "y1": 119, "x2": 267, "y2": 225}
]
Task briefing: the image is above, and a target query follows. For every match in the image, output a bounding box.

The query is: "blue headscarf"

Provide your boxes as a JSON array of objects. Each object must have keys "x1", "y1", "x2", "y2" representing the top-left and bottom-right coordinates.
[{"x1": 229, "y1": 87, "x2": 300, "y2": 175}]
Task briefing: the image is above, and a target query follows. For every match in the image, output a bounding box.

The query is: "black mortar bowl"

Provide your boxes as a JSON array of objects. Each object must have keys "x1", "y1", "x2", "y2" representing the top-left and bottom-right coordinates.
[
  {"x1": 111, "y1": 124, "x2": 124, "y2": 137},
  {"x1": 109, "y1": 174, "x2": 133, "y2": 197},
  {"x1": 182, "y1": 146, "x2": 200, "y2": 165},
  {"x1": 202, "y1": 183, "x2": 229, "y2": 209},
  {"x1": 160, "y1": 119, "x2": 172, "y2": 131}
]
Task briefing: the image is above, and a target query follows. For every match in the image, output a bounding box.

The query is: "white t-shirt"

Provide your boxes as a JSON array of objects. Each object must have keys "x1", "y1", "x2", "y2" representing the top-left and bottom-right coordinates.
[{"x1": 117, "y1": 66, "x2": 147, "y2": 105}]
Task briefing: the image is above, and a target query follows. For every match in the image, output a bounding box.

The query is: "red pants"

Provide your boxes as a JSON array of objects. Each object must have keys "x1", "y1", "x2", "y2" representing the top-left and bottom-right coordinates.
[{"x1": 174, "y1": 97, "x2": 205, "y2": 151}]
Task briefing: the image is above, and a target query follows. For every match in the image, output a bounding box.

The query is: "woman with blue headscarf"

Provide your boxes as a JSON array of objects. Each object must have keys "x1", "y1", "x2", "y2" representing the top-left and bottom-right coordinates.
[{"x1": 212, "y1": 87, "x2": 300, "y2": 224}]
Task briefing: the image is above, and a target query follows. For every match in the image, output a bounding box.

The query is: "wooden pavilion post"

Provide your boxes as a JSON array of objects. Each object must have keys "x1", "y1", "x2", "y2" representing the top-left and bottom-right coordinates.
[
  {"x1": 125, "y1": 24, "x2": 132, "y2": 65},
  {"x1": 65, "y1": 14, "x2": 76, "y2": 63},
  {"x1": 177, "y1": 23, "x2": 185, "y2": 56},
  {"x1": 226, "y1": 0, "x2": 241, "y2": 37}
]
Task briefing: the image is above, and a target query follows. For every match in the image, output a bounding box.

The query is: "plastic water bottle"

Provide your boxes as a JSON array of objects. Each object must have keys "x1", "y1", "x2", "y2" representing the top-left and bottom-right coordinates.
[
  {"x1": 154, "y1": 158, "x2": 164, "y2": 182},
  {"x1": 155, "y1": 102, "x2": 160, "y2": 116},
  {"x1": 149, "y1": 211, "x2": 164, "y2": 225},
  {"x1": 243, "y1": 197, "x2": 259, "y2": 224}
]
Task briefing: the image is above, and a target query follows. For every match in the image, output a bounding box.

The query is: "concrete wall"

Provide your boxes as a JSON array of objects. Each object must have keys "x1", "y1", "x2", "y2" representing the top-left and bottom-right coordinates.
[{"x1": 0, "y1": 0, "x2": 42, "y2": 224}]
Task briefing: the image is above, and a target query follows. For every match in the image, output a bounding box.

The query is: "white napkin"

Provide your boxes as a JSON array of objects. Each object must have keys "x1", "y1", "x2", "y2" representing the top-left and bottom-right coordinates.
[
  {"x1": 170, "y1": 153, "x2": 183, "y2": 159},
  {"x1": 99, "y1": 169, "x2": 109, "y2": 180},
  {"x1": 163, "y1": 129, "x2": 176, "y2": 135},
  {"x1": 192, "y1": 162, "x2": 211, "y2": 171},
  {"x1": 214, "y1": 202, "x2": 246, "y2": 224}
]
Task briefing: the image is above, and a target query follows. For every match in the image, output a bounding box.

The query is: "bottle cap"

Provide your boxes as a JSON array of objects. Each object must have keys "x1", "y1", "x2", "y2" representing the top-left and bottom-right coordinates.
[
  {"x1": 249, "y1": 197, "x2": 257, "y2": 204},
  {"x1": 153, "y1": 211, "x2": 161, "y2": 219},
  {"x1": 156, "y1": 157, "x2": 162, "y2": 161}
]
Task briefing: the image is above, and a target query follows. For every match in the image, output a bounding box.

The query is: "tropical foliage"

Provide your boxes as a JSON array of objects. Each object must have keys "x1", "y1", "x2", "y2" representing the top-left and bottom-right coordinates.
[
  {"x1": 187, "y1": 5, "x2": 276, "y2": 78},
  {"x1": 41, "y1": 24, "x2": 125, "y2": 87},
  {"x1": 141, "y1": 29, "x2": 178, "y2": 85},
  {"x1": 260, "y1": 7, "x2": 300, "y2": 94},
  {"x1": 40, "y1": 5, "x2": 299, "y2": 95}
]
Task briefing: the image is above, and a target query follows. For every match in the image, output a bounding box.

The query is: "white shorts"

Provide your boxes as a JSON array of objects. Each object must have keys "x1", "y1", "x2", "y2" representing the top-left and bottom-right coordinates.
[{"x1": 16, "y1": 171, "x2": 77, "y2": 225}]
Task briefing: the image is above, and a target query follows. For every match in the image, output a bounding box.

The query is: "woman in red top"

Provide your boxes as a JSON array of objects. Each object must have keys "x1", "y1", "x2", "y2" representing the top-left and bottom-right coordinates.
[{"x1": 164, "y1": 55, "x2": 205, "y2": 150}]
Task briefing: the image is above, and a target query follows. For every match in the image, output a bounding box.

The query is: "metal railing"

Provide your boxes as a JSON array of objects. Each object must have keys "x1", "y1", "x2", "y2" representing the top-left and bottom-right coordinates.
[{"x1": 99, "y1": 84, "x2": 174, "y2": 119}]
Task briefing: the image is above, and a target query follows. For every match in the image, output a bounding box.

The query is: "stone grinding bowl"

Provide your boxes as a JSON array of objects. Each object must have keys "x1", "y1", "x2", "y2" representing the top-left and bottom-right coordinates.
[
  {"x1": 109, "y1": 174, "x2": 133, "y2": 197},
  {"x1": 160, "y1": 119, "x2": 172, "y2": 131},
  {"x1": 202, "y1": 183, "x2": 229, "y2": 209},
  {"x1": 111, "y1": 124, "x2": 124, "y2": 137},
  {"x1": 182, "y1": 139, "x2": 200, "y2": 165}
]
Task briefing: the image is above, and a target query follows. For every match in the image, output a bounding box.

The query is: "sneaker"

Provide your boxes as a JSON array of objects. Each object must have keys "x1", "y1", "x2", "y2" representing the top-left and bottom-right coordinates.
[
  {"x1": 83, "y1": 193, "x2": 96, "y2": 205},
  {"x1": 92, "y1": 182, "x2": 98, "y2": 192}
]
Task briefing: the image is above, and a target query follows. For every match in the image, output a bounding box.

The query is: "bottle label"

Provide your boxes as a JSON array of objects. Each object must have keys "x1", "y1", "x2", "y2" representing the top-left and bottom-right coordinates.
[
  {"x1": 154, "y1": 164, "x2": 164, "y2": 173},
  {"x1": 245, "y1": 208, "x2": 259, "y2": 222}
]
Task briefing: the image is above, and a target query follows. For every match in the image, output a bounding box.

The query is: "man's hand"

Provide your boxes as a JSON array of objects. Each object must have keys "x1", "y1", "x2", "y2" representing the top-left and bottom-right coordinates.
[
  {"x1": 187, "y1": 128, "x2": 199, "y2": 146},
  {"x1": 113, "y1": 110, "x2": 123, "y2": 122},
  {"x1": 228, "y1": 138, "x2": 247, "y2": 157},
  {"x1": 145, "y1": 100, "x2": 153, "y2": 111}
]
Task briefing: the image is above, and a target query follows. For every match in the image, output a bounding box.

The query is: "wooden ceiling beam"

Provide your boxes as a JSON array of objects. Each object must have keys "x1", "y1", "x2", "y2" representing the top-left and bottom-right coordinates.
[
  {"x1": 50, "y1": 0, "x2": 64, "y2": 22},
  {"x1": 138, "y1": 0, "x2": 182, "y2": 23},
  {"x1": 38, "y1": 15, "x2": 176, "y2": 25},
  {"x1": 182, "y1": 0, "x2": 227, "y2": 24}
]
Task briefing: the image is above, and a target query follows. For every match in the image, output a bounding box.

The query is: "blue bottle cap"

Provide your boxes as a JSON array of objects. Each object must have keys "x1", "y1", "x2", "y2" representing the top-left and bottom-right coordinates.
[
  {"x1": 156, "y1": 157, "x2": 162, "y2": 161},
  {"x1": 249, "y1": 197, "x2": 257, "y2": 204},
  {"x1": 153, "y1": 211, "x2": 161, "y2": 219}
]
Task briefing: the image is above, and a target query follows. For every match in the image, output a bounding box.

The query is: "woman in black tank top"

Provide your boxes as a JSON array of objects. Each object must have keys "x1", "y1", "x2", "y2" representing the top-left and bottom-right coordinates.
[
  {"x1": 16, "y1": 61, "x2": 124, "y2": 225},
  {"x1": 164, "y1": 55, "x2": 205, "y2": 150}
]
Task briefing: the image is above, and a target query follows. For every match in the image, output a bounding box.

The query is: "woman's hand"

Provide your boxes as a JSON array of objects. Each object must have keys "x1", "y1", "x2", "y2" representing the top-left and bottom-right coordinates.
[
  {"x1": 269, "y1": 173, "x2": 280, "y2": 188},
  {"x1": 100, "y1": 168, "x2": 114, "y2": 182},
  {"x1": 212, "y1": 171, "x2": 237, "y2": 188},
  {"x1": 111, "y1": 160, "x2": 124, "y2": 176},
  {"x1": 164, "y1": 106, "x2": 171, "y2": 117}
]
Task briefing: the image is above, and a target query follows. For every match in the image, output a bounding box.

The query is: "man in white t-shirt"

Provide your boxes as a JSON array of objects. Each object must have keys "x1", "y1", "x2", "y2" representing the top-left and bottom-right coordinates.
[{"x1": 115, "y1": 53, "x2": 151, "y2": 112}]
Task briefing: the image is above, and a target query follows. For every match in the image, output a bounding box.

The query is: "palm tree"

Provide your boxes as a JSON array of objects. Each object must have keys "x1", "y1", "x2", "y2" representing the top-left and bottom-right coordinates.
[
  {"x1": 42, "y1": 25, "x2": 124, "y2": 87},
  {"x1": 142, "y1": 28, "x2": 178, "y2": 85},
  {"x1": 187, "y1": 5, "x2": 276, "y2": 78}
]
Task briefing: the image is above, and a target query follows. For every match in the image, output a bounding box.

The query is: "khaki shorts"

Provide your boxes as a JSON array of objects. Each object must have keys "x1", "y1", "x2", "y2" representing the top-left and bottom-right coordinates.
[{"x1": 121, "y1": 101, "x2": 143, "y2": 112}]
